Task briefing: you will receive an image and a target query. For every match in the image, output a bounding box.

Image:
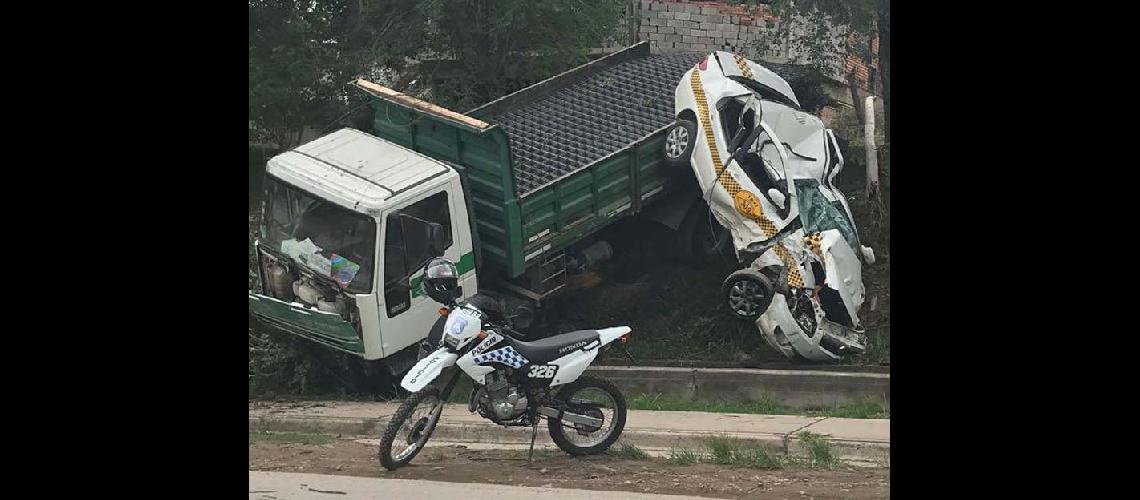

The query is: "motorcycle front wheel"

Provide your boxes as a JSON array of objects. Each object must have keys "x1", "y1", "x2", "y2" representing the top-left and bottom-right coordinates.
[
  {"x1": 378, "y1": 387, "x2": 444, "y2": 470},
  {"x1": 547, "y1": 376, "x2": 627, "y2": 456}
]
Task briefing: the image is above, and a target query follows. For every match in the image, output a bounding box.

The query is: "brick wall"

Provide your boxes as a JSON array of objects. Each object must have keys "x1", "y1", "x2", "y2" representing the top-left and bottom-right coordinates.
[{"x1": 635, "y1": 0, "x2": 878, "y2": 92}]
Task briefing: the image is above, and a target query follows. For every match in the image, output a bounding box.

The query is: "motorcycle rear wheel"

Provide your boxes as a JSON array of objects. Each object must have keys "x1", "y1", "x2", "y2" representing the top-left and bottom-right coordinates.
[{"x1": 547, "y1": 376, "x2": 627, "y2": 456}]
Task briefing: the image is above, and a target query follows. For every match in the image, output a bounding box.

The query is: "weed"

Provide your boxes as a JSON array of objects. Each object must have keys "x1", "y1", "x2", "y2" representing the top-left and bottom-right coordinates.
[{"x1": 610, "y1": 442, "x2": 651, "y2": 460}]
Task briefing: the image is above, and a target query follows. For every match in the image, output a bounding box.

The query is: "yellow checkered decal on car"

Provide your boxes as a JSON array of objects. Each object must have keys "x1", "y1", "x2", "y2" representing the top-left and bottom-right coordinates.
[
  {"x1": 691, "y1": 66, "x2": 802, "y2": 288},
  {"x1": 733, "y1": 53, "x2": 755, "y2": 80}
]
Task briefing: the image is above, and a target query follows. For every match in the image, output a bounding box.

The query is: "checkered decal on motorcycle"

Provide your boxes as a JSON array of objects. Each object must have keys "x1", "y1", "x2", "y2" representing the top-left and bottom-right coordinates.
[{"x1": 472, "y1": 346, "x2": 529, "y2": 369}]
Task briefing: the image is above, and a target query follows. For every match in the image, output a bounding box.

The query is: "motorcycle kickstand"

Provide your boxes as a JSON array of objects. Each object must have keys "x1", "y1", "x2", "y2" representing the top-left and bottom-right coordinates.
[{"x1": 527, "y1": 417, "x2": 539, "y2": 462}]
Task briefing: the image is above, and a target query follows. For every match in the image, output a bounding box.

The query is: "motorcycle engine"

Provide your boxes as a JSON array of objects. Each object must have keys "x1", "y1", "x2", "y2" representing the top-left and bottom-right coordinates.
[{"x1": 476, "y1": 370, "x2": 528, "y2": 422}]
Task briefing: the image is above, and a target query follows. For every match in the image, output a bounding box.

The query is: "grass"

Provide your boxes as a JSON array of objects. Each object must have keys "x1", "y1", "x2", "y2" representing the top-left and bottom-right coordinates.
[
  {"x1": 249, "y1": 431, "x2": 335, "y2": 445},
  {"x1": 806, "y1": 400, "x2": 889, "y2": 419},
  {"x1": 797, "y1": 431, "x2": 841, "y2": 469},
  {"x1": 858, "y1": 333, "x2": 891, "y2": 365},
  {"x1": 686, "y1": 435, "x2": 840, "y2": 470},
  {"x1": 609, "y1": 441, "x2": 651, "y2": 460},
  {"x1": 628, "y1": 393, "x2": 889, "y2": 419},
  {"x1": 703, "y1": 436, "x2": 786, "y2": 469},
  {"x1": 706, "y1": 436, "x2": 738, "y2": 464},
  {"x1": 667, "y1": 447, "x2": 700, "y2": 465}
]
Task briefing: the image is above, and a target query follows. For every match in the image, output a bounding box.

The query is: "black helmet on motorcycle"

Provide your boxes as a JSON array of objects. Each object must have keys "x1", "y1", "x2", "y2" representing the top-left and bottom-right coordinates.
[{"x1": 423, "y1": 258, "x2": 460, "y2": 304}]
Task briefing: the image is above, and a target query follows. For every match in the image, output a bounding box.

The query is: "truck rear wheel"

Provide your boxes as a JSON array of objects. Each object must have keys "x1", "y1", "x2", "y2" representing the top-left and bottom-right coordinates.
[{"x1": 663, "y1": 120, "x2": 697, "y2": 168}]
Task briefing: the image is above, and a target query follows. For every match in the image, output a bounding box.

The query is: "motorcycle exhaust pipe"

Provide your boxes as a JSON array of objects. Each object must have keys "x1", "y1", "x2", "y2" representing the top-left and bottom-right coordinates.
[{"x1": 537, "y1": 406, "x2": 603, "y2": 428}]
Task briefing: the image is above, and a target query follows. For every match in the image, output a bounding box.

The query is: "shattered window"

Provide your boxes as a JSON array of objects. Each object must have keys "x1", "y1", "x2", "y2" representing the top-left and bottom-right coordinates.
[
  {"x1": 261, "y1": 176, "x2": 377, "y2": 294},
  {"x1": 794, "y1": 179, "x2": 859, "y2": 251}
]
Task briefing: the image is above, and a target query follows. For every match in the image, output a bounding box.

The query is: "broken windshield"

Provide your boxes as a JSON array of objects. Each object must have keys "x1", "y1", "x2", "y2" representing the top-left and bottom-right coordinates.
[
  {"x1": 261, "y1": 176, "x2": 376, "y2": 293},
  {"x1": 794, "y1": 179, "x2": 859, "y2": 252}
]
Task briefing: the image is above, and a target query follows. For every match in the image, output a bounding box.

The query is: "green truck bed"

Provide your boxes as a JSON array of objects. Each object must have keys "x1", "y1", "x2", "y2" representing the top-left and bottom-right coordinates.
[{"x1": 364, "y1": 42, "x2": 701, "y2": 279}]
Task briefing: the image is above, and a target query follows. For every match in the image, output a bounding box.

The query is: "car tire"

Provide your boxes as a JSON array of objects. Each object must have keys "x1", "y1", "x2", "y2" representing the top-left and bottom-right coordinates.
[
  {"x1": 722, "y1": 269, "x2": 775, "y2": 320},
  {"x1": 663, "y1": 119, "x2": 697, "y2": 168}
]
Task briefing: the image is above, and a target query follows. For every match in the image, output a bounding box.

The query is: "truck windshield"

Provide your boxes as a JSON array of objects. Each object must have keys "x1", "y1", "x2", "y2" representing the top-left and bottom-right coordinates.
[{"x1": 261, "y1": 176, "x2": 376, "y2": 293}]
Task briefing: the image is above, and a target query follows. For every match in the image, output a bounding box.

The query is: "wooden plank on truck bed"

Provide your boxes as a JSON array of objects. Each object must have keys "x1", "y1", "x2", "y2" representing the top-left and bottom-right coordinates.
[{"x1": 354, "y1": 79, "x2": 491, "y2": 131}]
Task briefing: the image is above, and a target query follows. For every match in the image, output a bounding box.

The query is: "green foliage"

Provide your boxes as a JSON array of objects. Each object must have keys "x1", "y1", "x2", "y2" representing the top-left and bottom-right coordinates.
[
  {"x1": 249, "y1": 0, "x2": 427, "y2": 150},
  {"x1": 249, "y1": 0, "x2": 627, "y2": 145},
  {"x1": 611, "y1": 442, "x2": 651, "y2": 460},
  {"x1": 427, "y1": 0, "x2": 626, "y2": 109},
  {"x1": 705, "y1": 436, "x2": 785, "y2": 469},
  {"x1": 667, "y1": 447, "x2": 699, "y2": 465},
  {"x1": 248, "y1": 325, "x2": 372, "y2": 398},
  {"x1": 783, "y1": 68, "x2": 831, "y2": 114},
  {"x1": 797, "y1": 431, "x2": 841, "y2": 469}
]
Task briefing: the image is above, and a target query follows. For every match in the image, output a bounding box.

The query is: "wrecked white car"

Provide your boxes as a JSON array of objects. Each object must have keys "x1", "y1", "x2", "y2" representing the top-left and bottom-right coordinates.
[{"x1": 664, "y1": 52, "x2": 875, "y2": 362}]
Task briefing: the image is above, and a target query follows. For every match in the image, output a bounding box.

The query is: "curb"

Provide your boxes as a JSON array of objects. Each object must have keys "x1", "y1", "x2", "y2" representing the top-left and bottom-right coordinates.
[
  {"x1": 585, "y1": 366, "x2": 889, "y2": 410},
  {"x1": 249, "y1": 406, "x2": 888, "y2": 466}
]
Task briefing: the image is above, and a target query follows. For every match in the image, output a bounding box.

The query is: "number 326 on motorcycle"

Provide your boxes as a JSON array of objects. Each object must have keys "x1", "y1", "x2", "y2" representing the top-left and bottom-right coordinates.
[{"x1": 528, "y1": 365, "x2": 557, "y2": 379}]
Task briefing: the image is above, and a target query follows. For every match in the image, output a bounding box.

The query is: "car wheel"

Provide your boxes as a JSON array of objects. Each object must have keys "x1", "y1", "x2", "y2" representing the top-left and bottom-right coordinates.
[{"x1": 663, "y1": 119, "x2": 697, "y2": 168}]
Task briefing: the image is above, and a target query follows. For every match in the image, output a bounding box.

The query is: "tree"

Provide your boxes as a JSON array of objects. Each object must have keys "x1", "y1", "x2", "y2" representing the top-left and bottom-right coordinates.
[
  {"x1": 425, "y1": 0, "x2": 627, "y2": 110},
  {"x1": 756, "y1": 1, "x2": 887, "y2": 138},
  {"x1": 250, "y1": 0, "x2": 626, "y2": 147},
  {"x1": 249, "y1": 0, "x2": 427, "y2": 150},
  {"x1": 757, "y1": 0, "x2": 888, "y2": 209}
]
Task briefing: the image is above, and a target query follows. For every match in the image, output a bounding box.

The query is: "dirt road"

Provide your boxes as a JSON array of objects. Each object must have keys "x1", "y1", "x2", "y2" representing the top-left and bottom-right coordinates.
[{"x1": 249, "y1": 437, "x2": 889, "y2": 499}]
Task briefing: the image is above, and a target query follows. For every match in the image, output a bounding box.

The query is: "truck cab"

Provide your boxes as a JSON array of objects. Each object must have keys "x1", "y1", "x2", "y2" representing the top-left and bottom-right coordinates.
[{"x1": 250, "y1": 128, "x2": 477, "y2": 367}]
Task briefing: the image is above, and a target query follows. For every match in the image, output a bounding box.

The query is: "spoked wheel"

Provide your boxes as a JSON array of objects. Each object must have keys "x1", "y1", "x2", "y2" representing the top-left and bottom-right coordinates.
[
  {"x1": 547, "y1": 376, "x2": 626, "y2": 455},
  {"x1": 378, "y1": 388, "x2": 444, "y2": 470}
]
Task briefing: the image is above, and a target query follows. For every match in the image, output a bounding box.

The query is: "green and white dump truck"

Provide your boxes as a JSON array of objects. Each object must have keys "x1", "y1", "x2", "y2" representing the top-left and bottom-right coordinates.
[{"x1": 249, "y1": 43, "x2": 724, "y2": 375}]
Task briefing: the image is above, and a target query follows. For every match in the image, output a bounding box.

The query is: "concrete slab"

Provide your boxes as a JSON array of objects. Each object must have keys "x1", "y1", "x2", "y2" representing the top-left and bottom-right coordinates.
[
  {"x1": 799, "y1": 417, "x2": 890, "y2": 443},
  {"x1": 250, "y1": 401, "x2": 890, "y2": 465}
]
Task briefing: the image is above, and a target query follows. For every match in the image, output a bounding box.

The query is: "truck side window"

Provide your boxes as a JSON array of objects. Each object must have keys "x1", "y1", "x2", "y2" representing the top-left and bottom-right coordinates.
[{"x1": 384, "y1": 192, "x2": 453, "y2": 317}]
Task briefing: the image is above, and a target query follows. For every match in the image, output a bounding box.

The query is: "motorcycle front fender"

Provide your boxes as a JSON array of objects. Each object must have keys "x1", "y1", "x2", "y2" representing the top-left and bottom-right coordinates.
[{"x1": 401, "y1": 348, "x2": 458, "y2": 392}]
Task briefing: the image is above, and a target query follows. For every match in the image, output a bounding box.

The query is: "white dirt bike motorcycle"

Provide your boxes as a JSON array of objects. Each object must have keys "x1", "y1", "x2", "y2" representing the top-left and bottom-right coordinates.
[{"x1": 378, "y1": 258, "x2": 635, "y2": 470}]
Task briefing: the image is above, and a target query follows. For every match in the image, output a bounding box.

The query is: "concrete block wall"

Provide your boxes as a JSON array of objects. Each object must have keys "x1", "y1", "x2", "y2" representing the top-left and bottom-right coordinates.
[
  {"x1": 634, "y1": 0, "x2": 877, "y2": 92},
  {"x1": 637, "y1": 0, "x2": 782, "y2": 58}
]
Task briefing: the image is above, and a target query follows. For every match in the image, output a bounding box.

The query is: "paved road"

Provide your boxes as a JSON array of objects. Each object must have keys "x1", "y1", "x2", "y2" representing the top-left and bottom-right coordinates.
[{"x1": 249, "y1": 471, "x2": 720, "y2": 500}]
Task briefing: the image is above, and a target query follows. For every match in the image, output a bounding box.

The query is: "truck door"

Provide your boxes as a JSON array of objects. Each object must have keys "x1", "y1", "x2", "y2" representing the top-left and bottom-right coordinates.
[{"x1": 377, "y1": 184, "x2": 467, "y2": 357}]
